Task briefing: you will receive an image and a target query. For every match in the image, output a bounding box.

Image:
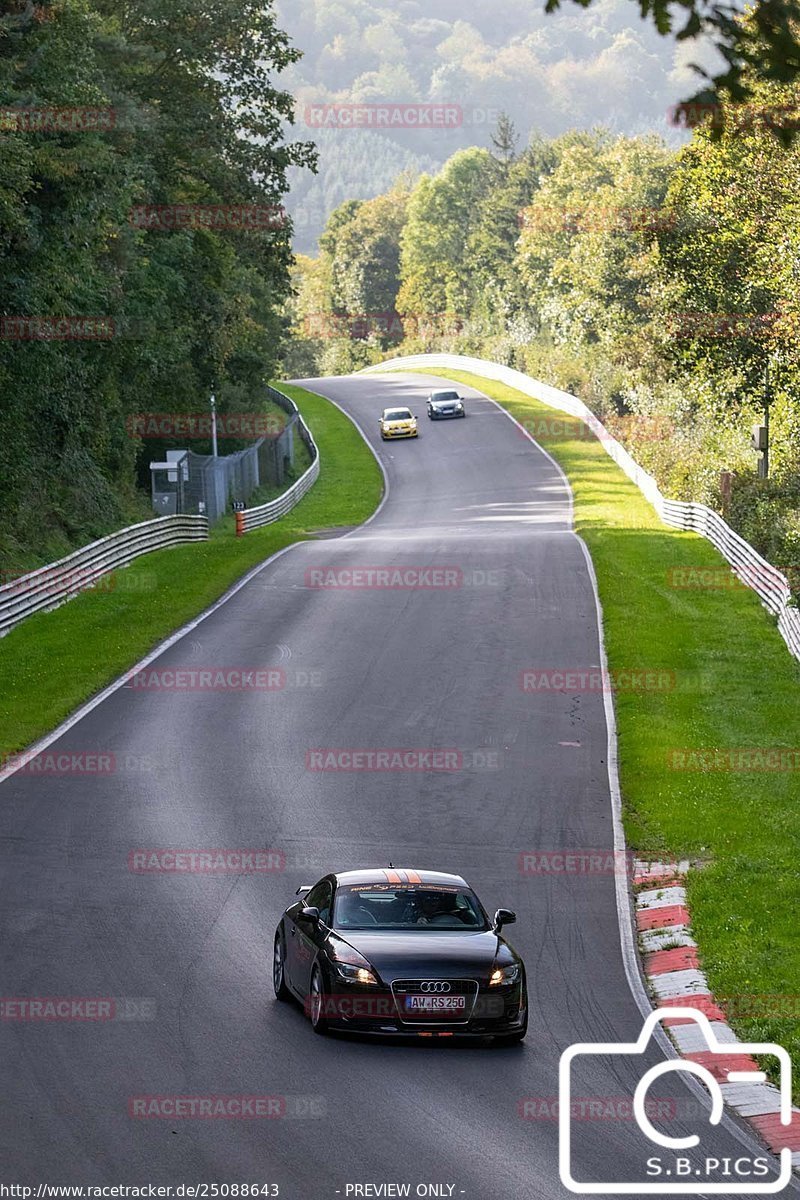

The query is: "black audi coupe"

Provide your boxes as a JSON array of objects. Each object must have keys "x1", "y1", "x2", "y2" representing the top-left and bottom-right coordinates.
[{"x1": 273, "y1": 868, "x2": 527, "y2": 1043}]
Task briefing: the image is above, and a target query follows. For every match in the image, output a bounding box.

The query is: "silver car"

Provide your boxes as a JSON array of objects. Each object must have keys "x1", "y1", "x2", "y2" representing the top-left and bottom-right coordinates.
[{"x1": 427, "y1": 390, "x2": 465, "y2": 420}]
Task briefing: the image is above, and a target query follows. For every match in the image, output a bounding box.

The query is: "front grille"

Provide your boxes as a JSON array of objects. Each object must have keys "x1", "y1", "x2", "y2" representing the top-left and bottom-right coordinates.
[{"x1": 390, "y1": 978, "x2": 479, "y2": 1024}]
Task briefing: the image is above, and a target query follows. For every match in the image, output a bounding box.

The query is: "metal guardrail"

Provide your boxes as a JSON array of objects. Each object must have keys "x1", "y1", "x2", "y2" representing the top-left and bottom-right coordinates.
[
  {"x1": 1, "y1": 391, "x2": 316, "y2": 631},
  {"x1": 0, "y1": 514, "x2": 208, "y2": 637},
  {"x1": 362, "y1": 353, "x2": 800, "y2": 665},
  {"x1": 235, "y1": 388, "x2": 320, "y2": 534}
]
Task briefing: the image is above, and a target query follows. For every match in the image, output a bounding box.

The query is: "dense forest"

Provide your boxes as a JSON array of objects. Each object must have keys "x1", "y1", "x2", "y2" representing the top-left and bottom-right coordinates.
[
  {"x1": 284, "y1": 55, "x2": 800, "y2": 582},
  {"x1": 276, "y1": 0, "x2": 719, "y2": 252},
  {"x1": 0, "y1": 0, "x2": 314, "y2": 571},
  {"x1": 3, "y1": 0, "x2": 799, "y2": 584}
]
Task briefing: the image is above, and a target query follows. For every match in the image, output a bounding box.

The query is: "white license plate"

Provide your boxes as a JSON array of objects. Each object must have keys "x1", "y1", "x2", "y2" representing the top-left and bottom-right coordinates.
[{"x1": 404, "y1": 995, "x2": 466, "y2": 1012}]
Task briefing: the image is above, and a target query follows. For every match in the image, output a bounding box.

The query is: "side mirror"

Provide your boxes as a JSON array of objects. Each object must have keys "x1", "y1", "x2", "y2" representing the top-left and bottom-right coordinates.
[
  {"x1": 300, "y1": 906, "x2": 320, "y2": 923},
  {"x1": 494, "y1": 908, "x2": 516, "y2": 931}
]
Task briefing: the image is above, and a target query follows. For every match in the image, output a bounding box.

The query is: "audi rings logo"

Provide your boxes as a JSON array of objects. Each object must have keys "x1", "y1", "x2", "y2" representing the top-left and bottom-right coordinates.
[{"x1": 419, "y1": 981, "x2": 451, "y2": 993}]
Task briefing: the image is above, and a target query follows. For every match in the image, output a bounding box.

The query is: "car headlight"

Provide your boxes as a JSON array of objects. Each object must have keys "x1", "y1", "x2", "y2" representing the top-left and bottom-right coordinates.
[
  {"x1": 336, "y1": 963, "x2": 378, "y2": 985},
  {"x1": 331, "y1": 945, "x2": 379, "y2": 986},
  {"x1": 489, "y1": 963, "x2": 520, "y2": 986},
  {"x1": 455, "y1": 402, "x2": 463, "y2": 409}
]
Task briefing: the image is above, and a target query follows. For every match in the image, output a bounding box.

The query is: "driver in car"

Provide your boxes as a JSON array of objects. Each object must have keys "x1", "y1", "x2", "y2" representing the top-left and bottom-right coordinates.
[
  {"x1": 415, "y1": 891, "x2": 461, "y2": 925},
  {"x1": 337, "y1": 893, "x2": 375, "y2": 926}
]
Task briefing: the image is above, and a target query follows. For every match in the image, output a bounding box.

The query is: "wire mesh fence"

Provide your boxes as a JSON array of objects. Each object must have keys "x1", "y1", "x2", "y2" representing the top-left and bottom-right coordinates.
[{"x1": 150, "y1": 388, "x2": 299, "y2": 523}]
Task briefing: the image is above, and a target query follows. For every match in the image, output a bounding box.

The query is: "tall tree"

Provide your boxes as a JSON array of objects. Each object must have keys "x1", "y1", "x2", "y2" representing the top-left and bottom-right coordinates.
[
  {"x1": 0, "y1": 0, "x2": 315, "y2": 568},
  {"x1": 396, "y1": 148, "x2": 497, "y2": 327},
  {"x1": 490, "y1": 112, "x2": 520, "y2": 164}
]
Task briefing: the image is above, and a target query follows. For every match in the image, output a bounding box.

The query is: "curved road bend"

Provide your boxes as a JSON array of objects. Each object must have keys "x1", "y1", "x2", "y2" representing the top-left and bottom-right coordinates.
[{"x1": 0, "y1": 372, "x2": 792, "y2": 1198}]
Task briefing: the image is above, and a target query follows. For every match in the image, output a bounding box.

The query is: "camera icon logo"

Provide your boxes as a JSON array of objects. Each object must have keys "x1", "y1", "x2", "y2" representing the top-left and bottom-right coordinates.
[{"x1": 559, "y1": 1006, "x2": 793, "y2": 1194}]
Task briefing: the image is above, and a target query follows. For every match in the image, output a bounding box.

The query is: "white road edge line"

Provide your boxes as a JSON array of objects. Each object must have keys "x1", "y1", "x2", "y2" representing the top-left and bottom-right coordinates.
[
  {"x1": 1, "y1": 370, "x2": 791, "y2": 1182},
  {"x1": 448, "y1": 372, "x2": 790, "y2": 1169},
  {"x1": 0, "y1": 543, "x2": 302, "y2": 787},
  {"x1": 288, "y1": 377, "x2": 390, "y2": 536},
  {"x1": 0, "y1": 381, "x2": 387, "y2": 789}
]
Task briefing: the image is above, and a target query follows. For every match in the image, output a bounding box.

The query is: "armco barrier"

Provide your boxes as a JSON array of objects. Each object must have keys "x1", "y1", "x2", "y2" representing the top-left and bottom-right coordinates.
[
  {"x1": 0, "y1": 514, "x2": 208, "y2": 637},
  {"x1": 361, "y1": 353, "x2": 800, "y2": 665},
  {"x1": 235, "y1": 389, "x2": 319, "y2": 534}
]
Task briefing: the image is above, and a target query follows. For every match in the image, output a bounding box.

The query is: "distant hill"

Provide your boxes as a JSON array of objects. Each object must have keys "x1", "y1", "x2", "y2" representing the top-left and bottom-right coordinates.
[{"x1": 278, "y1": 0, "x2": 713, "y2": 252}]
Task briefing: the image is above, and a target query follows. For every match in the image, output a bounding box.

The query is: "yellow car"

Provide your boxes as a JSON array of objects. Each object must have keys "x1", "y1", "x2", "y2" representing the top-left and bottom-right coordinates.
[{"x1": 379, "y1": 407, "x2": 419, "y2": 440}]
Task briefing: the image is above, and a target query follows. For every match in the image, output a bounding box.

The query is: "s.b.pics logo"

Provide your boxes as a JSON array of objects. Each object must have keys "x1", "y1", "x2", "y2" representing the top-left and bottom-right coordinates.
[{"x1": 559, "y1": 1008, "x2": 793, "y2": 1193}]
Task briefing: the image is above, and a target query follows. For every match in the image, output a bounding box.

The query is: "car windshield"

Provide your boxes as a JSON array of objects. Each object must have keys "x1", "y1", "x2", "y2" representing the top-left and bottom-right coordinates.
[
  {"x1": 384, "y1": 409, "x2": 412, "y2": 421},
  {"x1": 432, "y1": 392, "x2": 459, "y2": 402},
  {"x1": 333, "y1": 884, "x2": 489, "y2": 931}
]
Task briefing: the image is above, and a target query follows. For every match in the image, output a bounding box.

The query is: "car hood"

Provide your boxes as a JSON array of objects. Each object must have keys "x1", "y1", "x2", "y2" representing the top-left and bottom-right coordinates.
[
  {"x1": 383, "y1": 418, "x2": 415, "y2": 424},
  {"x1": 333, "y1": 929, "x2": 505, "y2": 980},
  {"x1": 430, "y1": 400, "x2": 460, "y2": 407}
]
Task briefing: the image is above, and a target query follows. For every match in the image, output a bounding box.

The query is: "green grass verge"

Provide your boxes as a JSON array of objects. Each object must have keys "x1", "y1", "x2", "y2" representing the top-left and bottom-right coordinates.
[
  {"x1": 0, "y1": 382, "x2": 382, "y2": 758},
  {"x1": 402, "y1": 366, "x2": 800, "y2": 1083}
]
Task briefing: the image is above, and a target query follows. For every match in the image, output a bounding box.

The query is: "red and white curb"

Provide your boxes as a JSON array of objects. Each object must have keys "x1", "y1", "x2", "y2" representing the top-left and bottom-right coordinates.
[{"x1": 634, "y1": 860, "x2": 800, "y2": 1173}]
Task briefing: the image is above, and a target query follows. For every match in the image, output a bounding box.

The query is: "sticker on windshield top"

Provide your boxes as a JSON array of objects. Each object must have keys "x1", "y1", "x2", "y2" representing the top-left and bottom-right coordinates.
[{"x1": 347, "y1": 884, "x2": 459, "y2": 893}]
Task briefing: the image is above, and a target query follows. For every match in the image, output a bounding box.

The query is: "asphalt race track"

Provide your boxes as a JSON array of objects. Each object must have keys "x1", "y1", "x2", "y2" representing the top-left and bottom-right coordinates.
[{"x1": 1, "y1": 372, "x2": 795, "y2": 1198}]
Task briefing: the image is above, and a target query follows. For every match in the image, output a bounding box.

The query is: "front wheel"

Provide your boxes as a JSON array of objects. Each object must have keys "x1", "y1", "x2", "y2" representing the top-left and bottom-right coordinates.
[
  {"x1": 309, "y1": 963, "x2": 329, "y2": 1035},
  {"x1": 273, "y1": 931, "x2": 291, "y2": 1001}
]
